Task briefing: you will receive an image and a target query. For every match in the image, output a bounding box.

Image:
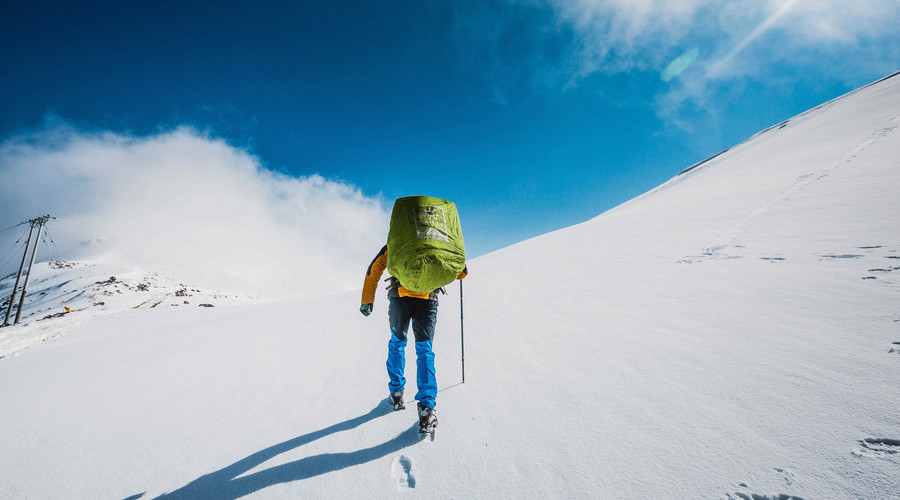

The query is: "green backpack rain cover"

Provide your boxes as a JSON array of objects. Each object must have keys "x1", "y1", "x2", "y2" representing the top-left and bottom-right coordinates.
[{"x1": 387, "y1": 196, "x2": 466, "y2": 293}]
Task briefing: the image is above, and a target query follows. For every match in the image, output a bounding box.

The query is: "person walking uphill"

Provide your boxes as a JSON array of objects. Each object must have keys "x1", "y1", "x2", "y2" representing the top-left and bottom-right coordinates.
[{"x1": 360, "y1": 244, "x2": 467, "y2": 433}]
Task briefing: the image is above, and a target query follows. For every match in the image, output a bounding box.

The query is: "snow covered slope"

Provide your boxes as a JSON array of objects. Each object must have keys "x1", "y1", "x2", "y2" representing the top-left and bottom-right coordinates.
[
  {"x1": 0, "y1": 260, "x2": 258, "y2": 358},
  {"x1": 1, "y1": 72, "x2": 899, "y2": 499}
]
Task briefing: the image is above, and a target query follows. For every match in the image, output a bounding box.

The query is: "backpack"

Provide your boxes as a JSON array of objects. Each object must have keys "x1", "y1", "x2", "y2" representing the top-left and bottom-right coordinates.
[{"x1": 386, "y1": 196, "x2": 466, "y2": 293}]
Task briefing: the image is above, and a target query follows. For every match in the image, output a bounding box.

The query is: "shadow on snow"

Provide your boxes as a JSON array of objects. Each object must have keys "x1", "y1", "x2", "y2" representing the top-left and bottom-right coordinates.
[{"x1": 150, "y1": 400, "x2": 419, "y2": 499}]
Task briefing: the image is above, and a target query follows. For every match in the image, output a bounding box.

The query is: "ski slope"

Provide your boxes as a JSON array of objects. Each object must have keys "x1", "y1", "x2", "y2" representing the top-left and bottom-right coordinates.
[{"x1": 1, "y1": 72, "x2": 899, "y2": 499}]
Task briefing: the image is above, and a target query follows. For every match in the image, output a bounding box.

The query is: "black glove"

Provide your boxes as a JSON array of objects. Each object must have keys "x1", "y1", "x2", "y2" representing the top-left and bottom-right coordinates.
[{"x1": 360, "y1": 303, "x2": 373, "y2": 317}]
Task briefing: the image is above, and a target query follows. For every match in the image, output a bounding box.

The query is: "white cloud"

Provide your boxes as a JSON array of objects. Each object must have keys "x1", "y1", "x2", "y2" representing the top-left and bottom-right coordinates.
[
  {"x1": 0, "y1": 119, "x2": 390, "y2": 300},
  {"x1": 452, "y1": 0, "x2": 900, "y2": 109}
]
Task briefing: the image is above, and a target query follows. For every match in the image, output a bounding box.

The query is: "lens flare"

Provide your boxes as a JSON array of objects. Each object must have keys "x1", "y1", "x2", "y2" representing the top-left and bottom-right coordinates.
[{"x1": 661, "y1": 48, "x2": 700, "y2": 82}]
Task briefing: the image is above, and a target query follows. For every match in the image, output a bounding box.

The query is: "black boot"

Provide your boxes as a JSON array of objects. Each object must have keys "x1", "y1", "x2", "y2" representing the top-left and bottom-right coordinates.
[
  {"x1": 417, "y1": 403, "x2": 437, "y2": 433},
  {"x1": 388, "y1": 389, "x2": 405, "y2": 410}
]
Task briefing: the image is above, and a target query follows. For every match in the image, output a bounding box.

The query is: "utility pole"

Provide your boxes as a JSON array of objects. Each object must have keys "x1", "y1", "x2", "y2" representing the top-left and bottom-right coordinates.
[
  {"x1": 14, "y1": 216, "x2": 50, "y2": 324},
  {"x1": 2, "y1": 215, "x2": 54, "y2": 327},
  {"x1": 2, "y1": 222, "x2": 36, "y2": 327}
]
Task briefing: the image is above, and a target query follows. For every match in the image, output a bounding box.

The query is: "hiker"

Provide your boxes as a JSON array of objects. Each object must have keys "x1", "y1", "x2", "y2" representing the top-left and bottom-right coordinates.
[{"x1": 360, "y1": 244, "x2": 467, "y2": 432}]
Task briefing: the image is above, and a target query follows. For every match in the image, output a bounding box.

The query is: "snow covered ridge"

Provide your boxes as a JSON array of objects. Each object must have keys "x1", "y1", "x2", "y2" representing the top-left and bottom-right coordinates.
[
  {"x1": 0, "y1": 259, "x2": 259, "y2": 358},
  {"x1": 676, "y1": 70, "x2": 900, "y2": 178}
]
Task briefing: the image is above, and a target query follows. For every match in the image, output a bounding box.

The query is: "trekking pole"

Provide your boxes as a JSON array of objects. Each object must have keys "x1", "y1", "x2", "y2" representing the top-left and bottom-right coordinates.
[{"x1": 460, "y1": 279, "x2": 465, "y2": 383}]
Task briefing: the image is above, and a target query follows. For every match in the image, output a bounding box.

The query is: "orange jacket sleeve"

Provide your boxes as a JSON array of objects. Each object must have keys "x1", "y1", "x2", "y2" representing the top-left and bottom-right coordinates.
[{"x1": 361, "y1": 245, "x2": 387, "y2": 305}]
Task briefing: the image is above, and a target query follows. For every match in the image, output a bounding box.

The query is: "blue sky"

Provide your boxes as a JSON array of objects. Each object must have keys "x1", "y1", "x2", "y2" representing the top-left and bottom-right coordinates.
[{"x1": 2, "y1": 0, "x2": 898, "y2": 259}]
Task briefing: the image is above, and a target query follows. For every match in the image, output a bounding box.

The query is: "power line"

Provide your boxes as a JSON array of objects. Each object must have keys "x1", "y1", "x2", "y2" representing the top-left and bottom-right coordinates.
[
  {"x1": 0, "y1": 223, "x2": 24, "y2": 234},
  {"x1": 43, "y1": 228, "x2": 61, "y2": 261},
  {"x1": 0, "y1": 227, "x2": 30, "y2": 272},
  {"x1": 40, "y1": 229, "x2": 58, "y2": 263},
  {"x1": 49, "y1": 223, "x2": 94, "y2": 237},
  {"x1": 52, "y1": 217, "x2": 98, "y2": 235}
]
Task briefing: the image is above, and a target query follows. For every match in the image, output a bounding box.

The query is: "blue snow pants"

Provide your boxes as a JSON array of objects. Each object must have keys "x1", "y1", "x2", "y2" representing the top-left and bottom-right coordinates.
[{"x1": 387, "y1": 296, "x2": 438, "y2": 409}]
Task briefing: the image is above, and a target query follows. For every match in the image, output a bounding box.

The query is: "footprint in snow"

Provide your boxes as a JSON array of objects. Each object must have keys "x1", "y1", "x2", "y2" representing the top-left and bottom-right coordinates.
[
  {"x1": 391, "y1": 455, "x2": 416, "y2": 490},
  {"x1": 854, "y1": 438, "x2": 900, "y2": 459},
  {"x1": 726, "y1": 469, "x2": 805, "y2": 500},
  {"x1": 728, "y1": 481, "x2": 804, "y2": 500},
  {"x1": 726, "y1": 493, "x2": 806, "y2": 500},
  {"x1": 773, "y1": 468, "x2": 795, "y2": 486}
]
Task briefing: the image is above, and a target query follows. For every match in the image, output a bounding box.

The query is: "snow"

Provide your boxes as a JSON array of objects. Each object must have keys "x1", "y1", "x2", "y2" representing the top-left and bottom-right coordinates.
[
  {"x1": 0, "y1": 260, "x2": 259, "y2": 358},
  {"x1": 1, "y1": 72, "x2": 899, "y2": 499}
]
